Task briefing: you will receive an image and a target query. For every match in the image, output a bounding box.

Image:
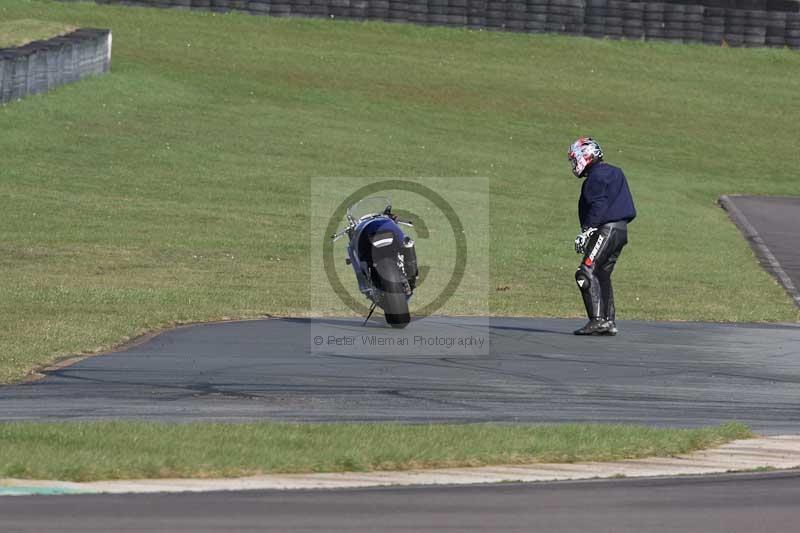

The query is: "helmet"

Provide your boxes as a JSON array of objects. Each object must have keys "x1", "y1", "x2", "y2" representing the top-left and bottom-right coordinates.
[{"x1": 567, "y1": 137, "x2": 603, "y2": 178}]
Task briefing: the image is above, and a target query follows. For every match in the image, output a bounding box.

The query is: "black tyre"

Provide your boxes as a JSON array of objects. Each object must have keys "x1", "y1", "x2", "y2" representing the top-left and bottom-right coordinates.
[
  {"x1": 766, "y1": 22, "x2": 786, "y2": 38},
  {"x1": 584, "y1": 15, "x2": 606, "y2": 25},
  {"x1": 549, "y1": 6, "x2": 580, "y2": 17},
  {"x1": 684, "y1": 30, "x2": 703, "y2": 42},
  {"x1": 526, "y1": 19, "x2": 547, "y2": 32},
  {"x1": 644, "y1": 3, "x2": 664, "y2": 21},
  {"x1": 248, "y1": 2, "x2": 268, "y2": 14},
  {"x1": 663, "y1": 14, "x2": 686, "y2": 24},
  {"x1": 508, "y1": 1, "x2": 526, "y2": 13},
  {"x1": 663, "y1": 29, "x2": 684, "y2": 40},
  {"x1": 584, "y1": 23, "x2": 605, "y2": 37},
  {"x1": 486, "y1": 17, "x2": 506, "y2": 28},
  {"x1": 765, "y1": 35, "x2": 786, "y2": 47},
  {"x1": 725, "y1": 24, "x2": 747, "y2": 34},
  {"x1": 725, "y1": 16, "x2": 749, "y2": 29},
  {"x1": 744, "y1": 32, "x2": 765, "y2": 46},
  {"x1": 372, "y1": 254, "x2": 410, "y2": 328},
  {"x1": 446, "y1": 14, "x2": 468, "y2": 25},
  {"x1": 383, "y1": 289, "x2": 410, "y2": 328},
  {"x1": 724, "y1": 33, "x2": 745, "y2": 46},
  {"x1": 623, "y1": 28, "x2": 644, "y2": 39},
  {"x1": 546, "y1": 14, "x2": 570, "y2": 24},
  {"x1": 271, "y1": 4, "x2": 292, "y2": 15}
]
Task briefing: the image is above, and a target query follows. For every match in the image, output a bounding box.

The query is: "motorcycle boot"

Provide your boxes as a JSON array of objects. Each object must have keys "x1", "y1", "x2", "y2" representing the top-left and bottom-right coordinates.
[{"x1": 574, "y1": 318, "x2": 611, "y2": 335}]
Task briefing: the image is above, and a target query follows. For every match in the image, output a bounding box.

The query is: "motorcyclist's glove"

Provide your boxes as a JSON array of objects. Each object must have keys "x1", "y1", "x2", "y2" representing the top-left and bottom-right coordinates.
[{"x1": 574, "y1": 227, "x2": 597, "y2": 255}]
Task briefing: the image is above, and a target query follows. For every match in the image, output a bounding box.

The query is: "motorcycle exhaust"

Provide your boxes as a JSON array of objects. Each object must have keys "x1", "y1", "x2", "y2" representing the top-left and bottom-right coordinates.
[{"x1": 403, "y1": 236, "x2": 419, "y2": 281}]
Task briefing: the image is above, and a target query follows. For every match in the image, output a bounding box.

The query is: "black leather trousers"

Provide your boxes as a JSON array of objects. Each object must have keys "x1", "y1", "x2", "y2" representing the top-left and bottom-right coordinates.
[{"x1": 575, "y1": 221, "x2": 628, "y2": 321}]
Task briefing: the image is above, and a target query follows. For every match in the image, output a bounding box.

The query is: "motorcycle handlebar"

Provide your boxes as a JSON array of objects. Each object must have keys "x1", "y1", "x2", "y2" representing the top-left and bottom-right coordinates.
[
  {"x1": 390, "y1": 215, "x2": 413, "y2": 227},
  {"x1": 331, "y1": 228, "x2": 348, "y2": 241}
]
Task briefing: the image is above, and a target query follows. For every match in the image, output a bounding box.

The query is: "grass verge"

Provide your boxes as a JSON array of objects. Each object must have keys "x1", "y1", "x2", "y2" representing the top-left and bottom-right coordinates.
[
  {"x1": 0, "y1": 421, "x2": 752, "y2": 481},
  {"x1": 0, "y1": 18, "x2": 74, "y2": 48},
  {"x1": 0, "y1": 2, "x2": 798, "y2": 382}
]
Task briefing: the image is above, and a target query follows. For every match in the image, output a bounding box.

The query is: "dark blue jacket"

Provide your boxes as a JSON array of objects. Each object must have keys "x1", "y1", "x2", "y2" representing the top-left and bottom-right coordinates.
[{"x1": 579, "y1": 161, "x2": 636, "y2": 229}]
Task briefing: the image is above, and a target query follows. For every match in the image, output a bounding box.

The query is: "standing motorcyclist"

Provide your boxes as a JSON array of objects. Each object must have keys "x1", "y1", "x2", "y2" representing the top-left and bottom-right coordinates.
[{"x1": 568, "y1": 137, "x2": 636, "y2": 336}]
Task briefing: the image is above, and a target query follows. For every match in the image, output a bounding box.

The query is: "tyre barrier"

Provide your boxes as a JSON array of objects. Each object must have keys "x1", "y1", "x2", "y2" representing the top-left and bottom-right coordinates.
[
  {"x1": 54, "y1": 1, "x2": 800, "y2": 49},
  {"x1": 0, "y1": 29, "x2": 111, "y2": 106}
]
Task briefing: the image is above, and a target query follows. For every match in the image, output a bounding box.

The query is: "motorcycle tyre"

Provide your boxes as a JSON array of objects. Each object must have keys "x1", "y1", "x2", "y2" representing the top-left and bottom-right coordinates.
[{"x1": 383, "y1": 289, "x2": 410, "y2": 328}]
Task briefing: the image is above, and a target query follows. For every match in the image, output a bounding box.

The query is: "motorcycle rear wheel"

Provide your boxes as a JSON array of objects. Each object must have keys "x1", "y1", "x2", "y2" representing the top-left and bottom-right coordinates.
[{"x1": 382, "y1": 290, "x2": 410, "y2": 328}]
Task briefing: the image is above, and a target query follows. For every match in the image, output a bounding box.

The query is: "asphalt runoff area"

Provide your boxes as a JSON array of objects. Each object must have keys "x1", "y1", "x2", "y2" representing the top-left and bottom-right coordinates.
[
  {"x1": 2, "y1": 317, "x2": 798, "y2": 433},
  {"x1": 721, "y1": 195, "x2": 800, "y2": 307}
]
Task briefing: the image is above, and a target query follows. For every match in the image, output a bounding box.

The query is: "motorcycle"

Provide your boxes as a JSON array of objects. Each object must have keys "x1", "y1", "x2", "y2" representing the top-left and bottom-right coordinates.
[{"x1": 331, "y1": 196, "x2": 419, "y2": 328}]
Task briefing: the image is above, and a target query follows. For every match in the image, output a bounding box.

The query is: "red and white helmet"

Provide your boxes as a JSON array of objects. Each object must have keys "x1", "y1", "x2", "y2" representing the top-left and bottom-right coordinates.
[{"x1": 567, "y1": 137, "x2": 603, "y2": 178}]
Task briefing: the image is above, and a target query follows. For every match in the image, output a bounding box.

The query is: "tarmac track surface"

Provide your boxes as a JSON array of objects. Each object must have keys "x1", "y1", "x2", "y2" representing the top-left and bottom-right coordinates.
[
  {"x1": 1, "y1": 317, "x2": 799, "y2": 433},
  {"x1": 721, "y1": 195, "x2": 800, "y2": 307},
  {"x1": 2, "y1": 471, "x2": 800, "y2": 532}
]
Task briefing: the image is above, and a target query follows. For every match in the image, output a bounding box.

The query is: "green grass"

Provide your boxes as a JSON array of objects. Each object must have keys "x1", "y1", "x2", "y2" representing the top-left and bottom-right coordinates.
[
  {"x1": 0, "y1": 18, "x2": 74, "y2": 48},
  {"x1": 0, "y1": 1, "x2": 798, "y2": 382},
  {"x1": 0, "y1": 421, "x2": 752, "y2": 481}
]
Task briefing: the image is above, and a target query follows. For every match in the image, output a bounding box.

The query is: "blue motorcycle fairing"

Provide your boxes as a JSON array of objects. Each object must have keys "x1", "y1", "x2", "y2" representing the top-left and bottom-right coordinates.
[
  {"x1": 353, "y1": 217, "x2": 406, "y2": 264},
  {"x1": 349, "y1": 216, "x2": 407, "y2": 293}
]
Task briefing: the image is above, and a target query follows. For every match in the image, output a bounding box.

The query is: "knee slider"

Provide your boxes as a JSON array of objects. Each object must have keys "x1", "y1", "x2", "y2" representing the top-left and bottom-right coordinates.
[{"x1": 575, "y1": 267, "x2": 591, "y2": 292}]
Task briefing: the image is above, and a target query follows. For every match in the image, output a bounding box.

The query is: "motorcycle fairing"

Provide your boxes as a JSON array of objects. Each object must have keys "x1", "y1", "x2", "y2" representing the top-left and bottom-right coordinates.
[{"x1": 350, "y1": 217, "x2": 407, "y2": 294}]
